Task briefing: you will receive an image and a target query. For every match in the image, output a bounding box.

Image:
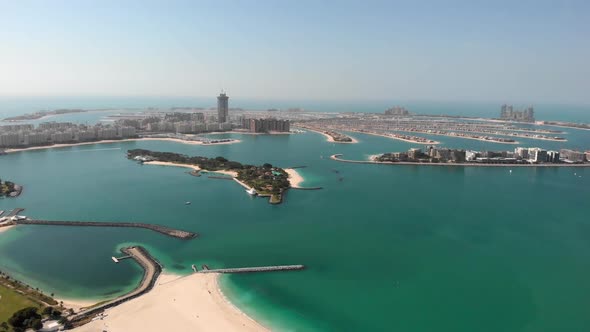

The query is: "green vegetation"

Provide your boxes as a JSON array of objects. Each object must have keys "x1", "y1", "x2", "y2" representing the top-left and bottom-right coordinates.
[
  {"x1": 0, "y1": 284, "x2": 42, "y2": 330},
  {"x1": 127, "y1": 149, "x2": 291, "y2": 203},
  {"x1": 236, "y1": 163, "x2": 289, "y2": 203},
  {"x1": 0, "y1": 273, "x2": 57, "y2": 308},
  {"x1": 0, "y1": 273, "x2": 70, "y2": 331},
  {"x1": 7, "y1": 307, "x2": 42, "y2": 332},
  {"x1": 0, "y1": 179, "x2": 18, "y2": 198}
]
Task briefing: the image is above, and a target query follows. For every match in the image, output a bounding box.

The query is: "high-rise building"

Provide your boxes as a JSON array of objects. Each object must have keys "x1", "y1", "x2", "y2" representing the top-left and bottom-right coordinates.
[
  {"x1": 560, "y1": 149, "x2": 586, "y2": 162},
  {"x1": 385, "y1": 106, "x2": 410, "y2": 116},
  {"x1": 528, "y1": 148, "x2": 547, "y2": 163},
  {"x1": 217, "y1": 92, "x2": 229, "y2": 123},
  {"x1": 243, "y1": 118, "x2": 290, "y2": 133},
  {"x1": 499, "y1": 105, "x2": 535, "y2": 122}
]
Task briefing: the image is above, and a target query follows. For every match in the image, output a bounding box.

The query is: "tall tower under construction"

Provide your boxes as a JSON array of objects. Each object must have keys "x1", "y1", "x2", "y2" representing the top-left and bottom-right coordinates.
[{"x1": 217, "y1": 91, "x2": 229, "y2": 123}]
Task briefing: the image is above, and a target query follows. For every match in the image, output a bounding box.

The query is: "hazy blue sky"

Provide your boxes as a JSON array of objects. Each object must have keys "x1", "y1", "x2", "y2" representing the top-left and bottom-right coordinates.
[{"x1": 1, "y1": 0, "x2": 589, "y2": 103}]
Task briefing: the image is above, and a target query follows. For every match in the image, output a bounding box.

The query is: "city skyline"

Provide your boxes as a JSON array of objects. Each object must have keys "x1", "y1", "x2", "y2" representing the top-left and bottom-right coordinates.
[{"x1": 1, "y1": 1, "x2": 589, "y2": 104}]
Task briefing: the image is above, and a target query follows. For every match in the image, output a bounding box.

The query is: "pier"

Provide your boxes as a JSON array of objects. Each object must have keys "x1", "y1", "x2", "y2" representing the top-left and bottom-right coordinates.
[
  {"x1": 197, "y1": 265, "x2": 305, "y2": 274},
  {"x1": 15, "y1": 219, "x2": 197, "y2": 239},
  {"x1": 6, "y1": 208, "x2": 25, "y2": 217},
  {"x1": 70, "y1": 246, "x2": 162, "y2": 323},
  {"x1": 0, "y1": 210, "x2": 4, "y2": 217},
  {"x1": 111, "y1": 255, "x2": 131, "y2": 263}
]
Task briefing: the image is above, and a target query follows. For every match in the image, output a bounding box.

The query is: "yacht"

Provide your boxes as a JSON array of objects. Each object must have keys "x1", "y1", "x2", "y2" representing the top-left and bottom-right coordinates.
[{"x1": 185, "y1": 201, "x2": 191, "y2": 205}]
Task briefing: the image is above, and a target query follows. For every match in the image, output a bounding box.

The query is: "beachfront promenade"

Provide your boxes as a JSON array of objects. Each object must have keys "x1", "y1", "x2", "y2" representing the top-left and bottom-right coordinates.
[
  {"x1": 15, "y1": 219, "x2": 197, "y2": 239},
  {"x1": 69, "y1": 246, "x2": 162, "y2": 323}
]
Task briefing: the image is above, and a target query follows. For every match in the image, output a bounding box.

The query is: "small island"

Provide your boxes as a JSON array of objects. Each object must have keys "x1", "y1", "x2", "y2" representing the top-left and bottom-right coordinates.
[
  {"x1": 127, "y1": 149, "x2": 292, "y2": 204},
  {"x1": 0, "y1": 179, "x2": 22, "y2": 198}
]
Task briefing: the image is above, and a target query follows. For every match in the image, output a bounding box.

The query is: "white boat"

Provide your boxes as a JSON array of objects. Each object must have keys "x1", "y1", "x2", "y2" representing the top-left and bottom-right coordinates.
[
  {"x1": 185, "y1": 201, "x2": 191, "y2": 205},
  {"x1": 246, "y1": 188, "x2": 257, "y2": 196}
]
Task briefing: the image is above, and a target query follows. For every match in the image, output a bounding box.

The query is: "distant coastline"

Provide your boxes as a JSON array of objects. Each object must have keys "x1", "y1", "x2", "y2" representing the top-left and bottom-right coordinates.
[
  {"x1": 3, "y1": 137, "x2": 240, "y2": 153},
  {"x1": 2, "y1": 109, "x2": 86, "y2": 121}
]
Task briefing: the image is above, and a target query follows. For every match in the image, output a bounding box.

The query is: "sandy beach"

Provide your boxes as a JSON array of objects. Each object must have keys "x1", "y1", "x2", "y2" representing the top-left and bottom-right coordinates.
[
  {"x1": 145, "y1": 161, "x2": 305, "y2": 190},
  {"x1": 58, "y1": 297, "x2": 100, "y2": 313},
  {"x1": 4, "y1": 137, "x2": 241, "y2": 153},
  {"x1": 143, "y1": 161, "x2": 201, "y2": 172},
  {"x1": 143, "y1": 162, "x2": 240, "y2": 178},
  {"x1": 201, "y1": 169, "x2": 239, "y2": 177},
  {"x1": 297, "y1": 127, "x2": 359, "y2": 144},
  {"x1": 0, "y1": 225, "x2": 15, "y2": 234},
  {"x1": 73, "y1": 272, "x2": 268, "y2": 332},
  {"x1": 320, "y1": 130, "x2": 358, "y2": 144},
  {"x1": 285, "y1": 168, "x2": 304, "y2": 188}
]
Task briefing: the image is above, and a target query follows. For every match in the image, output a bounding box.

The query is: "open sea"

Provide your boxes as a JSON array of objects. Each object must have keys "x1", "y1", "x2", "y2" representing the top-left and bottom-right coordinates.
[{"x1": 1, "y1": 97, "x2": 589, "y2": 331}]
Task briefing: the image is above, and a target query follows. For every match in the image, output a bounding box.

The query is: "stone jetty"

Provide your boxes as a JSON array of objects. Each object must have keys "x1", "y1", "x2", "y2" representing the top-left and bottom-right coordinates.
[
  {"x1": 69, "y1": 246, "x2": 162, "y2": 323},
  {"x1": 16, "y1": 219, "x2": 197, "y2": 239}
]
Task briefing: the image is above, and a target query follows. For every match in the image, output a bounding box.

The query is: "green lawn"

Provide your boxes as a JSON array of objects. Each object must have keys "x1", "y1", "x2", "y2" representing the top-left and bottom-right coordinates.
[{"x1": 0, "y1": 284, "x2": 42, "y2": 326}]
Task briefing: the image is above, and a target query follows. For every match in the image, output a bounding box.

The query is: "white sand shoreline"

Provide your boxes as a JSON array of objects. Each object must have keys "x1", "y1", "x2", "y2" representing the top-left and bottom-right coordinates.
[
  {"x1": 0, "y1": 225, "x2": 15, "y2": 234},
  {"x1": 143, "y1": 161, "x2": 201, "y2": 171},
  {"x1": 201, "y1": 169, "x2": 239, "y2": 177},
  {"x1": 143, "y1": 161, "x2": 304, "y2": 189},
  {"x1": 73, "y1": 272, "x2": 269, "y2": 332},
  {"x1": 4, "y1": 137, "x2": 241, "y2": 153},
  {"x1": 57, "y1": 297, "x2": 100, "y2": 313},
  {"x1": 285, "y1": 168, "x2": 304, "y2": 188}
]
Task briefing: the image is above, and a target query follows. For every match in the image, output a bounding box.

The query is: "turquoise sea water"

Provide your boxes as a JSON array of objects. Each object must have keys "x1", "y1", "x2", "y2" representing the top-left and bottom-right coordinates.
[{"x1": 1, "y1": 99, "x2": 590, "y2": 331}]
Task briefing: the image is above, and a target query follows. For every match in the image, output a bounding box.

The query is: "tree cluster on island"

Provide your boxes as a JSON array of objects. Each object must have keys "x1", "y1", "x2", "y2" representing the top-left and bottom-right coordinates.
[
  {"x1": 127, "y1": 149, "x2": 291, "y2": 203},
  {"x1": 0, "y1": 179, "x2": 18, "y2": 197}
]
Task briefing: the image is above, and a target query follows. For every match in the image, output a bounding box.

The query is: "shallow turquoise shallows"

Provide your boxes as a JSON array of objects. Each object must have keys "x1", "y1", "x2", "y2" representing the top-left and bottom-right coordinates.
[{"x1": 1, "y1": 126, "x2": 590, "y2": 331}]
